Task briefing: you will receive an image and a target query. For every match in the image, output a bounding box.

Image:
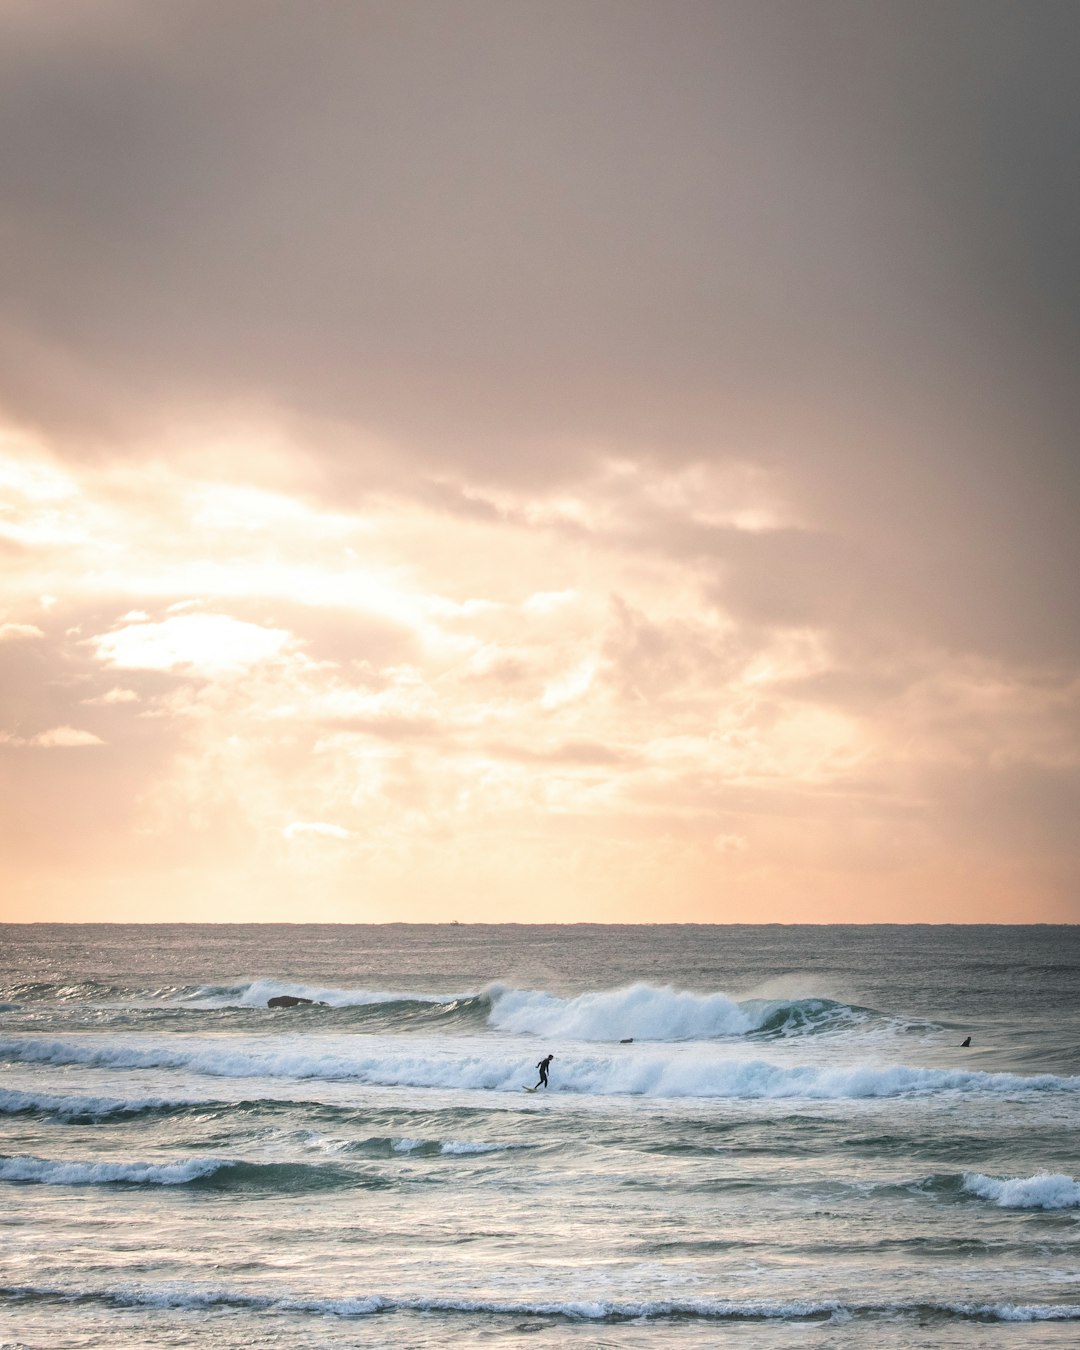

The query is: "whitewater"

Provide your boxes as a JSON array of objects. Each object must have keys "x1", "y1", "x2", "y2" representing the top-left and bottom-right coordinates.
[{"x1": 1, "y1": 923, "x2": 1078, "y2": 1349}]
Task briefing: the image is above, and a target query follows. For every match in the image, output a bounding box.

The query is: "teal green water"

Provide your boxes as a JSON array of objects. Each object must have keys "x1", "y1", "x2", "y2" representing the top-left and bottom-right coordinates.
[{"x1": 1, "y1": 924, "x2": 1078, "y2": 1347}]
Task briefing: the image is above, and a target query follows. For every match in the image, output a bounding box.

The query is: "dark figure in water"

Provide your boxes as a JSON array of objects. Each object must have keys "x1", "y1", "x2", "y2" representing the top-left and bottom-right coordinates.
[
  {"x1": 534, "y1": 1054, "x2": 554, "y2": 1089},
  {"x1": 960, "y1": 1035, "x2": 972, "y2": 1047}
]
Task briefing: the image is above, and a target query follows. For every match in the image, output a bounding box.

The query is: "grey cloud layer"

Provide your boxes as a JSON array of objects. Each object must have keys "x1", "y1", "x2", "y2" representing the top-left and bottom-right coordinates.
[{"x1": 1, "y1": 0, "x2": 1078, "y2": 666}]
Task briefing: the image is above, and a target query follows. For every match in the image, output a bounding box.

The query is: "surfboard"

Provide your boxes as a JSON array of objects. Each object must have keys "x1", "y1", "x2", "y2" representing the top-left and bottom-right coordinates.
[{"x1": 522, "y1": 1086, "x2": 537, "y2": 1093}]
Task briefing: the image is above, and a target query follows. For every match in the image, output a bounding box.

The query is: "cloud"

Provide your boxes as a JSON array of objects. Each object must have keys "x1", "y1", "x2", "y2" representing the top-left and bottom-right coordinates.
[
  {"x1": 81, "y1": 686, "x2": 138, "y2": 706},
  {"x1": 485, "y1": 739, "x2": 637, "y2": 768},
  {"x1": 282, "y1": 820, "x2": 349, "y2": 842},
  {"x1": 0, "y1": 4, "x2": 1077, "y2": 920},
  {"x1": 90, "y1": 613, "x2": 294, "y2": 676},
  {"x1": 32, "y1": 725, "x2": 104, "y2": 748},
  {"x1": 2, "y1": 725, "x2": 104, "y2": 748}
]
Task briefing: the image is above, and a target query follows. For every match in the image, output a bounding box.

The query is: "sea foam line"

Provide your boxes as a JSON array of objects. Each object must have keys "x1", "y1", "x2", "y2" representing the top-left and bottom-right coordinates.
[
  {"x1": 1, "y1": 1034, "x2": 1076, "y2": 1100},
  {"x1": 1, "y1": 1283, "x2": 1078, "y2": 1323}
]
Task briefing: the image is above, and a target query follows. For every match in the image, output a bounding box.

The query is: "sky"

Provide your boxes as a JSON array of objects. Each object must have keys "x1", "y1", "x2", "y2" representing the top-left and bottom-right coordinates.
[{"x1": 1, "y1": 0, "x2": 1078, "y2": 924}]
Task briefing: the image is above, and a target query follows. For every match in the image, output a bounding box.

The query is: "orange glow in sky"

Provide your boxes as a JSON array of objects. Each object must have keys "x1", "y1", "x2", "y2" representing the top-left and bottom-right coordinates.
[{"x1": 1, "y1": 4, "x2": 1077, "y2": 923}]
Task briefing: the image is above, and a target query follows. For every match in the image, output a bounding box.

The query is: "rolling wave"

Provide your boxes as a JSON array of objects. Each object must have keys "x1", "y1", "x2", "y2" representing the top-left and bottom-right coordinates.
[
  {"x1": 484, "y1": 982, "x2": 885, "y2": 1041},
  {"x1": 961, "y1": 1170, "x2": 1080, "y2": 1209},
  {"x1": 181, "y1": 978, "x2": 478, "y2": 1014},
  {"x1": 2, "y1": 1034, "x2": 1076, "y2": 1100},
  {"x1": 4, "y1": 976, "x2": 920, "y2": 1045},
  {"x1": 0, "y1": 1153, "x2": 379, "y2": 1192},
  {"x1": 1, "y1": 1282, "x2": 1078, "y2": 1323},
  {"x1": 0, "y1": 1087, "x2": 201, "y2": 1122},
  {"x1": 384, "y1": 1137, "x2": 533, "y2": 1157}
]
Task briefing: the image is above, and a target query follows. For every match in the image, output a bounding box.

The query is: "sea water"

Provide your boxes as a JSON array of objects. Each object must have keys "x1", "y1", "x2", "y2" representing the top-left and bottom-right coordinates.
[{"x1": 0, "y1": 923, "x2": 1077, "y2": 1348}]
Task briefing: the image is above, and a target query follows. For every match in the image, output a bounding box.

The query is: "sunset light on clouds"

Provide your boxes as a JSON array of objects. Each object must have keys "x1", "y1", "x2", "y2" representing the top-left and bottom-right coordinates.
[{"x1": 1, "y1": 1, "x2": 1077, "y2": 923}]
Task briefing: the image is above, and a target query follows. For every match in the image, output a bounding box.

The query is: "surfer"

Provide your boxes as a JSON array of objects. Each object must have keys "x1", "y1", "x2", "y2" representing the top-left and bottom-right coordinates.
[
  {"x1": 534, "y1": 1054, "x2": 554, "y2": 1089},
  {"x1": 960, "y1": 1035, "x2": 971, "y2": 1047}
]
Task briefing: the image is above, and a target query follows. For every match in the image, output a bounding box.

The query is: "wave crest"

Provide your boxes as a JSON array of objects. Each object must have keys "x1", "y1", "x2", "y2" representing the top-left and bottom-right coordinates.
[
  {"x1": 486, "y1": 982, "x2": 890, "y2": 1042},
  {"x1": 183, "y1": 978, "x2": 474, "y2": 1012},
  {"x1": 962, "y1": 1171, "x2": 1080, "y2": 1209},
  {"x1": 0, "y1": 1152, "x2": 372, "y2": 1192},
  {"x1": 3, "y1": 1034, "x2": 1076, "y2": 1100},
  {"x1": 2, "y1": 1282, "x2": 1079, "y2": 1323}
]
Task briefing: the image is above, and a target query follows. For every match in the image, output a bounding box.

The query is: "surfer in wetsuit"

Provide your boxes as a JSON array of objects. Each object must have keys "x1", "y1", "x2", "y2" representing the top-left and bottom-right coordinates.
[{"x1": 534, "y1": 1054, "x2": 554, "y2": 1089}]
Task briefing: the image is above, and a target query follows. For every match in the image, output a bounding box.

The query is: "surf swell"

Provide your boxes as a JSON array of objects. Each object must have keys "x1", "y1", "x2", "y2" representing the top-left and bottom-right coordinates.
[
  {"x1": 168, "y1": 978, "x2": 878, "y2": 1044},
  {"x1": 484, "y1": 982, "x2": 882, "y2": 1042},
  {"x1": 1, "y1": 1282, "x2": 1078, "y2": 1324},
  {"x1": 4, "y1": 975, "x2": 916, "y2": 1044},
  {"x1": 0, "y1": 1087, "x2": 205, "y2": 1123},
  {"x1": 0, "y1": 1153, "x2": 378, "y2": 1192},
  {"x1": 3, "y1": 1034, "x2": 1076, "y2": 1100},
  {"x1": 181, "y1": 979, "x2": 489, "y2": 1026}
]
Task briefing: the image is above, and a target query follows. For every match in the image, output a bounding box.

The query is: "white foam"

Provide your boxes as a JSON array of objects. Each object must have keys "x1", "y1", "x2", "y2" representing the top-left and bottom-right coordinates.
[
  {"x1": 438, "y1": 1140, "x2": 526, "y2": 1155},
  {"x1": 940, "y1": 1303, "x2": 1080, "y2": 1322},
  {"x1": 2, "y1": 1033, "x2": 1077, "y2": 1101},
  {"x1": 0, "y1": 1087, "x2": 196, "y2": 1118},
  {"x1": 179, "y1": 978, "x2": 874, "y2": 1040},
  {"x1": 3, "y1": 1281, "x2": 1079, "y2": 1323},
  {"x1": 962, "y1": 1171, "x2": 1080, "y2": 1209},
  {"x1": 482, "y1": 981, "x2": 896, "y2": 1042},
  {"x1": 486, "y1": 982, "x2": 758, "y2": 1040},
  {"x1": 388, "y1": 1136, "x2": 527, "y2": 1155},
  {"x1": 0, "y1": 1154, "x2": 226, "y2": 1186}
]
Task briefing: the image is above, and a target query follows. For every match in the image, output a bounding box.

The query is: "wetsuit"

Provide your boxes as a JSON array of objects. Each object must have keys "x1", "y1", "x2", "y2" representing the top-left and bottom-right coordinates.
[{"x1": 535, "y1": 1055, "x2": 553, "y2": 1089}]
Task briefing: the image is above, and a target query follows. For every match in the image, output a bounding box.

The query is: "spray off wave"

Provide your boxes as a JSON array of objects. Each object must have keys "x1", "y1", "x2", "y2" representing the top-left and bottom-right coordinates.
[
  {"x1": 8, "y1": 974, "x2": 915, "y2": 1044},
  {"x1": 485, "y1": 982, "x2": 891, "y2": 1041},
  {"x1": 184, "y1": 978, "x2": 882, "y2": 1044}
]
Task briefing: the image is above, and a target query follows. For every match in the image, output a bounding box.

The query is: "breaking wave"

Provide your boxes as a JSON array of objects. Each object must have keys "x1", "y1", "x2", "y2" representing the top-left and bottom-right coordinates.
[
  {"x1": 1, "y1": 1282, "x2": 1078, "y2": 1324},
  {"x1": 0, "y1": 1087, "x2": 205, "y2": 1122},
  {"x1": 0, "y1": 1154, "x2": 229, "y2": 1187},
  {"x1": 484, "y1": 982, "x2": 882, "y2": 1041},
  {"x1": 0, "y1": 1153, "x2": 377, "y2": 1192},
  {"x1": 4, "y1": 976, "x2": 925, "y2": 1044},
  {"x1": 961, "y1": 1171, "x2": 1080, "y2": 1210},
  {"x1": 2, "y1": 1034, "x2": 1076, "y2": 1100}
]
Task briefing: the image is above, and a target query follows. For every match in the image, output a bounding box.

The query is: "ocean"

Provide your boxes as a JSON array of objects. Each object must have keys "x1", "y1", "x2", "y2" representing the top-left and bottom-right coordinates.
[{"x1": 0, "y1": 923, "x2": 1077, "y2": 1348}]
